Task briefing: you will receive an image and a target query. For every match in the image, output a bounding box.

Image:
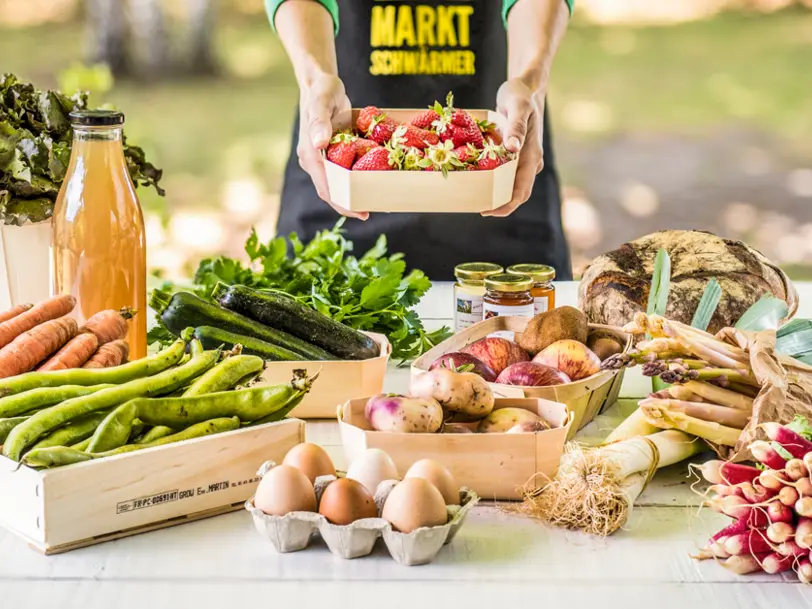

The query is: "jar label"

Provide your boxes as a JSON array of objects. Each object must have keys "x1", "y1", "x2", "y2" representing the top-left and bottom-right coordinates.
[
  {"x1": 534, "y1": 296, "x2": 549, "y2": 315},
  {"x1": 483, "y1": 302, "x2": 535, "y2": 339},
  {"x1": 454, "y1": 292, "x2": 485, "y2": 332}
]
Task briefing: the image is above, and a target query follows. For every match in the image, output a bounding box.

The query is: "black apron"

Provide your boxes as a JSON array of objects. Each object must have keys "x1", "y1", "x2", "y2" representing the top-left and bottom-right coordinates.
[{"x1": 278, "y1": 0, "x2": 572, "y2": 281}]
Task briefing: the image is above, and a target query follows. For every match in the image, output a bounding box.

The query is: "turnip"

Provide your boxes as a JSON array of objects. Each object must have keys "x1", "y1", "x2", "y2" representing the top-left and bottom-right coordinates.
[
  {"x1": 477, "y1": 407, "x2": 543, "y2": 434},
  {"x1": 410, "y1": 368, "x2": 494, "y2": 419},
  {"x1": 364, "y1": 394, "x2": 443, "y2": 433}
]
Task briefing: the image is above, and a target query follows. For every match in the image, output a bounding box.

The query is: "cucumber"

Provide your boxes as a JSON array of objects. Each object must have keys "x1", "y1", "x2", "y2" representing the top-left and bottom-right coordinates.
[
  {"x1": 212, "y1": 283, "x2": 379, "y2": 361},
  {"x1": 150, "y1": 290, "x2": 335, "y2": 361},
  {"x1": 193, "y1": 327, "x2": 302, "y2": 362}
]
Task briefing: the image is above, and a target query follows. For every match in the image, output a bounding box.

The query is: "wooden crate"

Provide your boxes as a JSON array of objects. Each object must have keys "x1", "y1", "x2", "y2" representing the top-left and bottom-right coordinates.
[
  {"x1": 259, "y1": 332, "x2": 391, "y2": 419},
  {"x1": 411, "y1": 317, "x2": 631, "y2": 439},
  {"x1": 0, "y1": 418, "x2": 304, "y2": 554},
  {"x1": 324, "y1": 108, "x2": 518, "y2": 214},
  {"x1": 338, "y1": 397, "x2": 571, "y2": 501}
]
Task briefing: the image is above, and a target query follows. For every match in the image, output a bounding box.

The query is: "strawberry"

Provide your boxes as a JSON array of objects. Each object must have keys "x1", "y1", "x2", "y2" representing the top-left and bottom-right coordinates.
[
  {"x1": 477, "y1": 119, "x2": 502, "y2": 145},
  {"x1": 368, "y1": 113, "x2": 398, "y2": 144},
  {"x1": 352, "y1": 146, "x2": 394, "y2": 171},
  {"x1": 402, "y1": 147, "x2": 425, "y2": 171},
  {"x1": 326, "y1": 132, "x2": 357, "y2": 169},
  {"x1": 418, "y1": 140, "x2": 466, "y2": 177},
  {"x1": 410, "y1": 104, "x2": 442, "y2": 130},
  {"x1": 354, "y1": 138, "x2": 379, "y2": 158},
  {"x1": 453, "y1": 143, "x2": 480, "y2": 164},
  {"x1": 356, "y1": 106, "x2": 382, "y2": 134},
  {"x1": 392, "y1": 124, "x2": 440, "y2": 149},
  {"x1": 476, "y1": 139, "x2": 510, "y2": 170}
]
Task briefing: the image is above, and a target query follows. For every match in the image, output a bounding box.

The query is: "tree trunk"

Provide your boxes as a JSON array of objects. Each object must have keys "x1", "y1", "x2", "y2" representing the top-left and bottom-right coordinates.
[
  {"x1": 127, "y1": 0, "x2": 171, "y2": 78},
  {"x1": 85, "y1": 0, "x2": 131, "y2": 77},
  {"x1": 187, "y1": 0, "x2": 218, "y2": 75}
]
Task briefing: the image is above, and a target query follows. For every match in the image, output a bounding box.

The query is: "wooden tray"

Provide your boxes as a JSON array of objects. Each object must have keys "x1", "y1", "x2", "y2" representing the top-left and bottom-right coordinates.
[
  {"x1": 411, "y1": 316, "x2": 632, "y2": 439},
  {"x1": 324, "y1": 108, "x2": 518, "y2": 213},
  {"x1": 338, "y1": 397, "x2": 571, "y2": 501},
  {"x1": 0, "y1": 418, "x2": 304, "y2": 554}
]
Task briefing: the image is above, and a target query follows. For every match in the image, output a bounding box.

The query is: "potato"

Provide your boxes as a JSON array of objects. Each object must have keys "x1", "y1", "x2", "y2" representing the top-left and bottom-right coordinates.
[
  {"x1": 410, "y1": 368, "x2": 494, "y2": 419},
  {"x1": 517, "y1": 306, "x2": 589, "y2": 356}
]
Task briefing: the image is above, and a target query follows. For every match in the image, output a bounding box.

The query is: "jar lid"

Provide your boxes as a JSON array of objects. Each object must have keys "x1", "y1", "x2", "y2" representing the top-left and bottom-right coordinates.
[
  {"x1": 485, "y1": 273, "x2": 534, "y2": 292},
  {"x1": 69, "y1": 110, "x2": 125, "y2": 126},
  {"x1": 455, "y1": 262, "x2": 503, "y2": 281},
  {"x1": 507, "y1": 264, "x2": 556, "y2": 283}
]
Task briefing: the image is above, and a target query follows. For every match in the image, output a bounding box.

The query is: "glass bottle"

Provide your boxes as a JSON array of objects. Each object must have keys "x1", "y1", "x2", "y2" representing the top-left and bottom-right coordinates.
[
  {"x1": 507, "y1": 264, "x2": 556, "y2": 315},
  {"x1": 483, "y1": 274, "x2": 535, "y2": 339},
  {"x1": 453, "y1": 263, "x2": 503, "y2": 332},
  {"x1": 51, "y1": 110, "x2": 147, "y2": 360}
]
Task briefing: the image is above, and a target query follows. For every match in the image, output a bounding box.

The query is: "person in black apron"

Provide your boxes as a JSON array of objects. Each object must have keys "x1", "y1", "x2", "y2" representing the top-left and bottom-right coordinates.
[{"x1": 269, "y1": 0, "x2": 572, "y2": 280}]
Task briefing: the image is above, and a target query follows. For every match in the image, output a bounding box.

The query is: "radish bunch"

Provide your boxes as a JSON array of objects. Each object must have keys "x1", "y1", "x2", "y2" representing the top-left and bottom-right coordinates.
[{"x1": 695, "y1": 418, "x2": 812, "y2": 582}]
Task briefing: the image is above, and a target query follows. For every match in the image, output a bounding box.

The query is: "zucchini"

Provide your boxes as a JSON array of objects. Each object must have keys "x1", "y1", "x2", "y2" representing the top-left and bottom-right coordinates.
[
  {"x1": 150, "y1": 290, "x2": 335, "y2": 361},
  {"x1": 193, "y1": 327, "x2": 301, "y2": 362},
  {"x1": 212, "y1": 283, "x2": 379, "y2": 361}
]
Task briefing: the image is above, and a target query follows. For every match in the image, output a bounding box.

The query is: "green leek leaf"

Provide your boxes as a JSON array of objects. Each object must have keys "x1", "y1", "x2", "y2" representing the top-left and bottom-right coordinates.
[
  {"x1": 797, "y1": 354, "x2": 812, "y2": 366},
  {"x1": 778, "y1": 319, "x2": 812, "y2": 339},
  {"x1": 646, "y1": 248, "x2": 671, "y2": 317},
  {"x1": 734, "y1": 295, "x2": 788, "y2": 332},
  {"x1": 691, "y1": 278, "x2": 722, "y2": 331},
  {"x1": 777, "y1": 327, "x2": 812, "y2": 358}
]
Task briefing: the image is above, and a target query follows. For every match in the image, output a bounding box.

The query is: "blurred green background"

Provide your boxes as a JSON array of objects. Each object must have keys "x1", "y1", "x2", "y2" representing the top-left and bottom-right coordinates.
[{"x1": 3, "y1": 0, "x2": 811, "y2": 280}]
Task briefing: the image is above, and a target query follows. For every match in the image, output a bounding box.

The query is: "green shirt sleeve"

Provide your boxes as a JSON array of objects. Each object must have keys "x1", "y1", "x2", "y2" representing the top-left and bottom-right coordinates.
[
  {"x1": 265, "y1": 0, "x2": 340, "y2": 36},
  {"x1": 503, "y1": 0, "x2": 574, "y2": 27}
]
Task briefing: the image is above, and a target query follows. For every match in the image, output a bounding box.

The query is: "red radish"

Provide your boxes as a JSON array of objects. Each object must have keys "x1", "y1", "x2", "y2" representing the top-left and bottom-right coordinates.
[
  {"x1": 739, "y1": 482, "x2": 776, "y2": 504},
  {"x1": 797, "y1": 497, "x2": 812, "y2": 518},
  {"x1": 795, "y1": 517, "x2": 812, "y2": 549},
  {"x1": 767, "y1": 521, "x2": 795, "y2": 544},
  {"x1": 762, "y1": 422, "x2": 812, "y2": 459},
  {"x1": 697, "y1": 460, "x2": 760, "y2": 486},
  {"x1": 768, "y1": 501, "x2": 793, "y2": 524},
  {"x1": 710, "y1": 484, "x2": 743, "y2": 498},
  {"x1": 725, "y1": 530, "x2": 775, "y2": 555},
  {"x1": 763, "y1": 552, "x2": 794, "y2": 574},
  {"x1": 711, "y1": 519, "x2": 749, "y2": 542},
  {"x1": 777, "y1": 540, "x2": 807, "y2": 558},
  {"x1": 779, "y1": 485, "x2": 800, "y2": 506},
  {"x1": 695, "y1": 538, "x2": 731, "y2": 560},
  {"x1": 750, "y1": 441, "x2": 788, "y2": 470},
  {"x1": 797, "y1": 477, "x2": 812, "y2": 497},
  {"x1": 707, "y1": 495, "x2": 749, "y2": 518},
  {"x1": 786, "y1": 458, "x2": 809, "y2": 481},
  {"x1": 804, "y1": 452, "x2": 812, "y2": 474},
  {"x1": 759, "y1": 469, "x2": 788, "y2": 491},
  {"x1": 723, "y1": 554, "x2": 767, "y2": 574},
  {"x1": 798, "y1": 558, "x2": 812, "y2": 584}
]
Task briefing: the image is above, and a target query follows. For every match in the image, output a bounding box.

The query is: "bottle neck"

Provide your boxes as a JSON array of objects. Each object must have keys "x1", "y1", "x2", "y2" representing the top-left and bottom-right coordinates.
[{"x1": 72, "y1": 125, "x2": 124, "y2": 143}]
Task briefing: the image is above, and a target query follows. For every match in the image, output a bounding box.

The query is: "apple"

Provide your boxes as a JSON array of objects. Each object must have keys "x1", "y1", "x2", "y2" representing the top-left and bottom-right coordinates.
[
  {"x1": 495, "y1": 362, "x2": 571, "y2": 387},
  {"x1": 461, "y1": 337, "x2": 529, "y2": 375},
  {"x1": 532, "y1": 339, "x2": 602, "y2": 381},
  {"x1": 429, "y1": 352, "x2": 497, "y2": 382}
]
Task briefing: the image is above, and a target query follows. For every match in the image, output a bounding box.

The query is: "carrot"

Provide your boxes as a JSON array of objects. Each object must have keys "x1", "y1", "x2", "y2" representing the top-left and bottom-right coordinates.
[
  {"x1": 0, "y1": 303, "x2": 33, "y2": 324},
  {"x1": 37, "y1": 333, "x2": 99, "y2": 372},
  {"x1": 80, "y1": 308, "x2": 135, "y2": 345},
  {"x1": 0, "y1": 295, "x2": 75, "y2": 349},
  {"x1": 82, "y1": 340, "x2": 129, "y2": 369},
  {"x1": 0, "y1": 317, "x2": 78, "y2": 378}
]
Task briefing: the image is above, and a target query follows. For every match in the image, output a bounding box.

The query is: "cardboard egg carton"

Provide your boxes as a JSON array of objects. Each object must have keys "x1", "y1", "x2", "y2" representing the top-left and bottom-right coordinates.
[{"x1": 245, "y1": 460, "x2": 478, "y2": 566}]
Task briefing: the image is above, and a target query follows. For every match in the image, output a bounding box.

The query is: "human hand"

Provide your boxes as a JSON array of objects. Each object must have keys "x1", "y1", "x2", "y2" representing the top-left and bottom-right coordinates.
[
  {"x1": 298, "y1": 73, "x2": 369, "y2": 220},
  {"x1": 481, "y1": 78, "x2": 545, "y2": 218}
]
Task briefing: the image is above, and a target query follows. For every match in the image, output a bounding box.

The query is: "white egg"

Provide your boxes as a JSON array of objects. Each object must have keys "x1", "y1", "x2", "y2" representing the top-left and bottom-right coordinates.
[{"x1": 346, "y1": 448, "x2": 399, "y2": 496}]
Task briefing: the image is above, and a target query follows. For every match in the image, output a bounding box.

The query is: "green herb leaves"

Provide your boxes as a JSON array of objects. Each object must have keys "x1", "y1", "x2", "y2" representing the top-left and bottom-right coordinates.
[
  {"x1": 0, "y1": 73, "x2": 163, "y2": 226},
  {"x1": 151, "y1": 220, "x2": 450, "y2": 361}
]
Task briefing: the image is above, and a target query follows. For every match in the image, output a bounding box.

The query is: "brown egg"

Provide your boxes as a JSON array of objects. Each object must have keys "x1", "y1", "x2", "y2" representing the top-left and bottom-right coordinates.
[
  {"x1": 254, "y1": 465, "x2": 316, "y2": 516},
  {"x1": 382, "y1": 478, "x2": 448, "y2": 533},
  {"x1": 318, "y1": 478, "x2": 378, "y2": 525},
  {"x1": 404, "y1": 459, "x2": 459, "y2": 505},
  {"x1": 283, "y1": 443, "x2": 336, "y2": 483}
]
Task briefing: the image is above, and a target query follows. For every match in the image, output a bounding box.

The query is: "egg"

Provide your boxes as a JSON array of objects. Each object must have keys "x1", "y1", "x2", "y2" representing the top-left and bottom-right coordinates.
[
  {"x1": 254, "y1": 465, "x2": 317, "y2": 516},
  {"x1": 282, "y1": 443, "x2": 336, "y2": 483},
  {"x1": 346, "y1": 448, "x2": 399, "y2": 496},
  {"x1": 318, "y1": 478, "x2": 378, "y2": 525},
  {"x1": 404, "y1": 459, "x2": 459, "y2": 505},
  {"x1": 382, "y1": 478, "x2": 448, "y2": 533}
]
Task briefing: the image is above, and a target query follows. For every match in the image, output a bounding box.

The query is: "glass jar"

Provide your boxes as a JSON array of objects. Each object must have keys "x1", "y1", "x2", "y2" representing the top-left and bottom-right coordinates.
[
  {"x1": 483, "y1": 274, "x2": 535, "y2": 338},
  {"x1": 453, "y1": 263, "x2": 503, "y2": 332},
  {"x1": 52, "y1": 110, "x2": 147, "y2": 359},
  {"x1": 507, "y1": 264, "x2": 556, "y2": 315}
]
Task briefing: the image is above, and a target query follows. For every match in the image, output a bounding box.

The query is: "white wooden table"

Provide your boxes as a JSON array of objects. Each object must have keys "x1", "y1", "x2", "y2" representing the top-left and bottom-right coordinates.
[{"x1": 3, "y1": 282, "x2": 811, "y2": 609}]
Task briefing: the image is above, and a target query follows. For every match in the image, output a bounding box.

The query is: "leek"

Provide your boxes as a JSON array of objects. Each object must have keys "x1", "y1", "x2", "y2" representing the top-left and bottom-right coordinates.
[
  {"x1": 691, "y1": 278, "x2": 722, "y2": 331},
  {"x1": 646, "y1": 248, "x2": 672, "y2": 319},
  {"x1": 734, "y1": 295, "x2": 788, "y2": 331}
]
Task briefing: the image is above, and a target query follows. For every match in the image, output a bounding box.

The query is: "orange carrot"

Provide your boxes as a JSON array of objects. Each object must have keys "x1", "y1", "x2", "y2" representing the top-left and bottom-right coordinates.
[
  {"x1": 0, "y1": 295, "x2": 75, "y2": 349},
  {"x1": 37, "y1": 333, "x2": 99, "y2": 372},
  {"x1": 80, "y1": 307, "x2": 135, "y2": 344},
  {"x1": 0, "y1": 303, "x2": 33, "y2": 324},
  {"x1": 0, "y1": 316, "x2": 78, "y2": 378},
  {"x1": 82, "y1": 340, "x2": 130, "y2": 369}
]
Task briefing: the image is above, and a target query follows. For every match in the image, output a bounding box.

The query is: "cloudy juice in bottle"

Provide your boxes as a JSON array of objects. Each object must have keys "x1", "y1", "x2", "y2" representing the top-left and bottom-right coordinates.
[{"x1": 51, "y1": 110, "x2": 147, "y2": 359}]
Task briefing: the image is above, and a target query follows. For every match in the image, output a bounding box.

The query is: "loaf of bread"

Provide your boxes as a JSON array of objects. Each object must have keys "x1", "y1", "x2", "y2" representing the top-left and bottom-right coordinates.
[{"x1": 578, "y1": 230, "x2": 798, "y2": 334}]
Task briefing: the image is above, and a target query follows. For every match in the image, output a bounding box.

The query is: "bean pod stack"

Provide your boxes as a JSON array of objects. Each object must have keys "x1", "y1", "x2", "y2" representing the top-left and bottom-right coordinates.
[{"x1": 695, "y1": 418, "x2": 812, "y2": 582}]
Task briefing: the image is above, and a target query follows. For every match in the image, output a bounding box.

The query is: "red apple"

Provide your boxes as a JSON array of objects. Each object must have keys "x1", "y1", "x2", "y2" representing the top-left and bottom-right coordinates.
[
  {"x1": 495, "y1": 362, "x2": 571, "y2": 387},
  {"x1": 461, "y1": 337, "x2": 529, "y2": 375},
  {"x1": 429, "y1": 352, "x2": 497, "y2": 382},
  {"x1": 532, "y1": 339, "x2": 601, "y2": 381}
]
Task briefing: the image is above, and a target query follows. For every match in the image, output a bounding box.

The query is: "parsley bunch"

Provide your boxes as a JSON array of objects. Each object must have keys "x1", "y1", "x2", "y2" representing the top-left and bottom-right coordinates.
[{"x1": 150, "y1": 220, "x2": 451, "y2": 361}]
